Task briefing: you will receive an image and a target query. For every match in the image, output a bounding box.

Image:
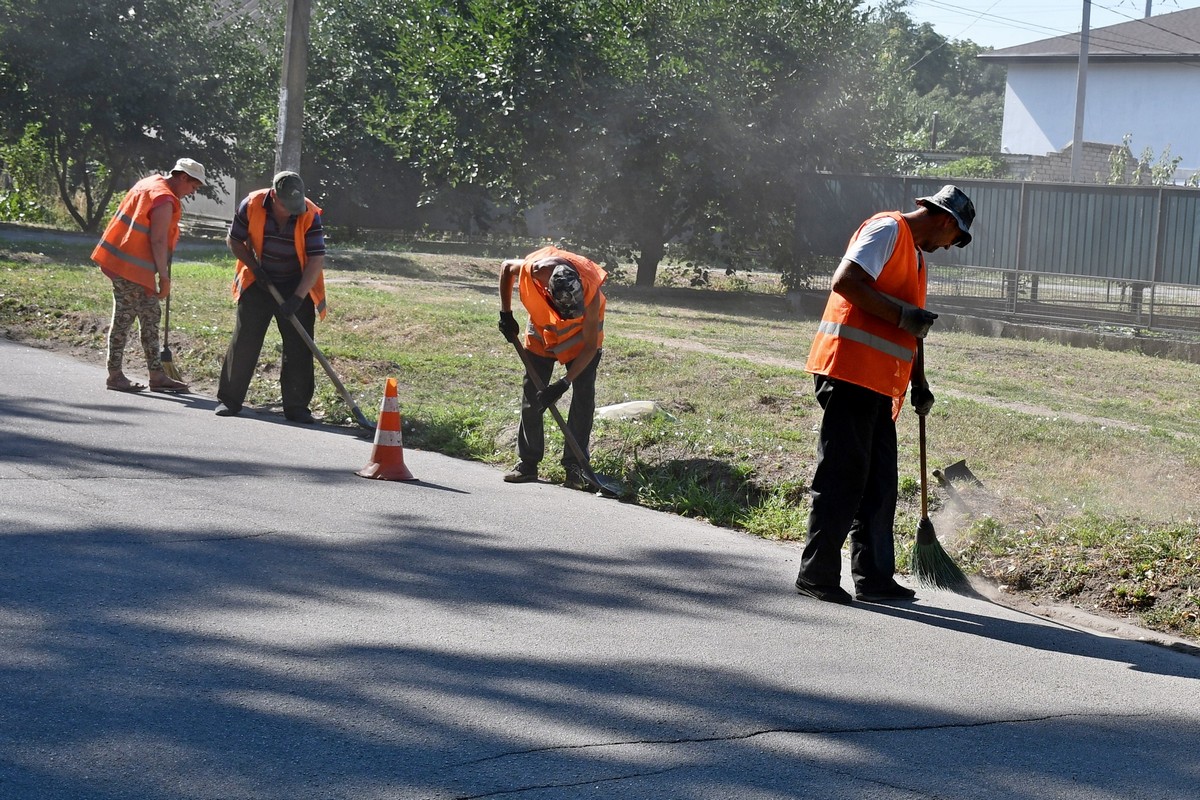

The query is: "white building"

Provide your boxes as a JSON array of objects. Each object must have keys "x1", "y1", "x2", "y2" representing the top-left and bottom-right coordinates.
[{"x1": 981, "y1": 7, "x2": 1200, "y2": 179}]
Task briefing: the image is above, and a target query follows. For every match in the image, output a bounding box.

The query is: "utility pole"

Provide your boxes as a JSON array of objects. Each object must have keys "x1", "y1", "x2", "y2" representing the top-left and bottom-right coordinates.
[
  {"x1": 1145, "y1": 0, "x2": 1152, "y2": 17},
  {"x1": 274, "y1": 0, "x2": 311, "y2": 175},
  {"x1": 1069, "y1": 0, "x2": 1091, "y2": 182}
]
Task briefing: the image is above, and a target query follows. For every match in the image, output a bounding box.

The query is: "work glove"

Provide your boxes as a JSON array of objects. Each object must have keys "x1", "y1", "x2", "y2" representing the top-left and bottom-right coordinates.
[
  {"x1": 897, "y1": 301, "x2": 938, "y2": 339},
  {"x1": 279, "y1": 294, "x2": 303, "y2": 318},
  {"x1": 499, "y1": 310, "x2": 520, "y2": 343},
  {"x1": 911, "y1": 383, "x2": 935, "y2": 417},
  {"x1": 536, "y1": 378, "x2": 570, "y2": 410}
]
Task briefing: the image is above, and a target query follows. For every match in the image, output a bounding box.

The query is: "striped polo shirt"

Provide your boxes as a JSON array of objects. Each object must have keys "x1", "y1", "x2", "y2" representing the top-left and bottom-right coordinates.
[{"x1": 229, "y1": 193, "x2": 325, "y2": 281}]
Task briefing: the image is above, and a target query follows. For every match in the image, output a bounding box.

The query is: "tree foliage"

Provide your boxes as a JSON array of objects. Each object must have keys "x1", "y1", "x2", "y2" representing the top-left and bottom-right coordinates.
[
  {"x1": 0, "y1": 0, "x2": 276, "y2": 231},
  {"x1": 373, "y1": 0, "x2": 885, "y2": 284},
  {"x1": 867, "y1": 1, "x2": 1005, "y2": 159},
  {"x1": 301, "y1": 0, "x2": 424, "y2": 230}
]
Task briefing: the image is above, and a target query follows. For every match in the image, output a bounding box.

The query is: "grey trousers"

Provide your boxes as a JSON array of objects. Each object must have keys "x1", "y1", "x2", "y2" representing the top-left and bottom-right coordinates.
[{"x1": 517, "y1": 349, "x2": 602, "y2": 469}]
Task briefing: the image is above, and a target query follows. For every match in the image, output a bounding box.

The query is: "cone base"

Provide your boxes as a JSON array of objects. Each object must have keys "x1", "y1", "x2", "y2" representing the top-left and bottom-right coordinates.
[{"x1": 356, "y1": 460, "x2": 416, "y2": 481}]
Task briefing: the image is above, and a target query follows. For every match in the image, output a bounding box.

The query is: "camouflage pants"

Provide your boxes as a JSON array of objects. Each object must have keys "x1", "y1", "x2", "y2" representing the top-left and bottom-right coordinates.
[{"x1": 106, "y1": 274, "x2": 162, "y2": 372}]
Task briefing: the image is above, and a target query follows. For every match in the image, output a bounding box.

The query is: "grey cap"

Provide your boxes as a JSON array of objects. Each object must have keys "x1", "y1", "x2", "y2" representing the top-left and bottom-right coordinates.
[
  {"x1": 272, "y1": 171, "x2": 307, "y2": 215},
  {"x1": 916, "y1": 184, "x2": 975, "y2": 247},
  {"x1": 548, "y1": 263, "x2": 584, "y2": 318}
]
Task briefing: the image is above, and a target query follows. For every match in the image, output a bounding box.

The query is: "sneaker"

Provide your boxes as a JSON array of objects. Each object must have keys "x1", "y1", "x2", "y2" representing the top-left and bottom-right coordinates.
[
  {"x1": 855, "y1": 581, "x2": 917, "y2": 603},
  {"x1": 563, "y1": 466, "x2": 598, "y2": 493},
  {"x1": 285, "y1": 408, "x2": 316, "y2": 424},
  {"x1": 503, "y1": 462, "x2": 538, "y2": 483},
  {"x1": 214, "y1": 402, "x2": 241, "y2": 417},
  {"x1": 795, "y1": 576, "x2": 853, "y2": 605}
]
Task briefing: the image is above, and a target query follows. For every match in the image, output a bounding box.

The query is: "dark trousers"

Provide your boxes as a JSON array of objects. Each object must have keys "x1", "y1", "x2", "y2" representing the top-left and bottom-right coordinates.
[
  {"x1": 217, "y1": 281, "x2": 315, "y2": 414},
  {"x1": 517, "y1": 349, "x2": 601, "y2": 469},
  {"x1": 799, "y1": 375, "x2": 899, "y2": 590}
]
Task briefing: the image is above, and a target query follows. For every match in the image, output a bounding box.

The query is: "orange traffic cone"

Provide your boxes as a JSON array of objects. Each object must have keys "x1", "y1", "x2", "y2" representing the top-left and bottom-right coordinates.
[{"x1": 356, "y1": 377, "x2": 416, "y2": 481}]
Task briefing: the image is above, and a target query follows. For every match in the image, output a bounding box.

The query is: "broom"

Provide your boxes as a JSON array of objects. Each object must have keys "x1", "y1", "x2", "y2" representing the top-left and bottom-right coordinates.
[
  {"x1": 909, "y1": 342, "x2": 971, "y2": 592},
  {"x1": 159, "y1": 266, "x2": 183, "y2": 381}
]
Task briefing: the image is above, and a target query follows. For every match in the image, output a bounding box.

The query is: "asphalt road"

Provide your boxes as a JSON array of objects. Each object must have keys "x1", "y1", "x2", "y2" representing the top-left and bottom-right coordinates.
[{"x1": 1, "y1": 338, "x2": 1198, "y2": 800}]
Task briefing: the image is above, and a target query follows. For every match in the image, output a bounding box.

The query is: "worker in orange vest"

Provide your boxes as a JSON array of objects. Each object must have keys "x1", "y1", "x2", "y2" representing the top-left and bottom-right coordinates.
[
  {"x1": 498, "y1": 246, "x2": 606, "y2": 490},
  {"x1": 92, "y1": 158, "x2": 204, "y2": 393},
  {"x1": 215, "y1": 171, "x2": 327, "y2": 423},
  {"x1": 795, "y1": 185, "x2": 975, "y2": 605}
]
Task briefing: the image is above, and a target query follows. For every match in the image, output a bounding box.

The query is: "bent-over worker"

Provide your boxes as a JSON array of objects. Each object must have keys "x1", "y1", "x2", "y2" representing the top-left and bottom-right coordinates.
[{"x1": 498, "y1": 246, "x2": 606, "y2": 491}]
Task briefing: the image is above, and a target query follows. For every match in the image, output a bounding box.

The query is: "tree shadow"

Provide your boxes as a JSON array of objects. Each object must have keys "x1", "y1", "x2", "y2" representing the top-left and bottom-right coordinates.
[{"x1": 3, "y1": 389, "x2": 1199, "y2": 798}]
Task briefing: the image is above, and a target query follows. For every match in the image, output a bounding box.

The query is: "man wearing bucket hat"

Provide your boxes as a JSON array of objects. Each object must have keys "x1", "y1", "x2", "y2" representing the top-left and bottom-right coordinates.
[
  {"x1": 498, "y1": 246, "x2": 607, "y2": 490},
  {"x1": 92, "y1": 157, "x2": 205, "y2": 393},
  {"x1": 215, "y1": 171, "x2": 327, "y2": 423},
  {"x1": 795, "y1": 184, "x2": 975, "y2": 604}
]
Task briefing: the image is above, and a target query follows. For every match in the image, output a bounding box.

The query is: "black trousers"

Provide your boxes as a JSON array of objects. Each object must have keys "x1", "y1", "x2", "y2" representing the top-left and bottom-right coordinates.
[
  {"x1": 799, "y1": 375, "x2": 899, "y2": 590},
  {"x1": 217, "y1": 280, "x2": 315, "y2": 414},
  {"x1": 517, "y1": 349, "x2": 601, "y2": 469}
]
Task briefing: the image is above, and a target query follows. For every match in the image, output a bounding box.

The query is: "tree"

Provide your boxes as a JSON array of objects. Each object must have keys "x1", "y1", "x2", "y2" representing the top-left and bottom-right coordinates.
[
  {"x1": 374, "y1": 0, "x2": 884, "y2": 285},
  {"x1": 0, "y1": 0, "x2": 276, "y2": 231},
  {"x1": 300, "y1": 0, "x2": 424, "y2": 231},
  {"x1": 867, "y1": 1, "x2": 1005, "y2": 158}
]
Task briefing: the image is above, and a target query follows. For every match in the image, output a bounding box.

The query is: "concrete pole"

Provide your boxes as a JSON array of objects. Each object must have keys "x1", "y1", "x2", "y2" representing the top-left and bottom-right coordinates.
[
  {"x1": 274, "y1": 0, "x2": 311, "y2": 175},
  {"x1": 1070, "y1": 0, "x2": 1091, "y2": 182}
]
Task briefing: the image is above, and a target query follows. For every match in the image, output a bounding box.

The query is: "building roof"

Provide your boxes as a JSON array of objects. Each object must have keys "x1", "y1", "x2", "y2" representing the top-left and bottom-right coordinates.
[{"x1": 980, "y1": 6, "x2": 1200, "y2": 61}]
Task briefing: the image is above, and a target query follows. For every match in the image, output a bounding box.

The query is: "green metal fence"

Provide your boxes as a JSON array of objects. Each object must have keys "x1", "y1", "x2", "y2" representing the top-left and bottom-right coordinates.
[{"x1": 795, "y1": 174, "x2": 1200, "y2": 333}]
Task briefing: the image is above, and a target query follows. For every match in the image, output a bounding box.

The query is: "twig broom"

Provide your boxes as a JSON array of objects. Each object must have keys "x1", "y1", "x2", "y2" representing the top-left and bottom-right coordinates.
[
  {"x1": 909, "y1": 343, "x2": 971, "y2": 592},
  {"x1": 160, "y1": 290, "x2": 183, "y2": 382}
]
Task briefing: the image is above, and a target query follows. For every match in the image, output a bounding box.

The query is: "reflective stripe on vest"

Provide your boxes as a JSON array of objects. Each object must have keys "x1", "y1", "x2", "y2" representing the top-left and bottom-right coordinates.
[
  {"x1": 815, "y1": 320, "x2": 913, "y2": 362},
  {"x1": 91, "y1": 175, "x2": 180, "y2": 291},
  {"x1": 805, "y1": 210, "x2": 924, "y2": 402},
  {"x1": 518, "y1": 246, "x2": 607, "y2": 364}
]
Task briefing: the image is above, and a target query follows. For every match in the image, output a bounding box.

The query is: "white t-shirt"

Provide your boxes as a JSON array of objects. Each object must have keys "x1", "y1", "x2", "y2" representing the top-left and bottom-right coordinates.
[{"x1": 843, "y1": 217, "x2": 900, "y2": 280}]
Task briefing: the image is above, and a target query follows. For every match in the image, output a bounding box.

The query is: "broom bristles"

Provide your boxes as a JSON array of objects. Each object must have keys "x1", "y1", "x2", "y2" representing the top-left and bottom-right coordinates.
[
  {"x1": 160, "y1": 347, "x2": 183, "y2": 381},
  {"x1": 911, "y1": 517, "x2": 972, "y2": 592}
]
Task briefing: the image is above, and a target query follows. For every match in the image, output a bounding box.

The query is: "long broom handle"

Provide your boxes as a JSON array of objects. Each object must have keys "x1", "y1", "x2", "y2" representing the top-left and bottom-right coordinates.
[
  {"x1": 916, "y1": 339, "x2": 929, "y2": 520},
  {"x1": 257, "y1": 277, "x2": 374, "y2": 430},
  {"x1": 162, "y1": 258, "x2": 172, "y2": 349}
]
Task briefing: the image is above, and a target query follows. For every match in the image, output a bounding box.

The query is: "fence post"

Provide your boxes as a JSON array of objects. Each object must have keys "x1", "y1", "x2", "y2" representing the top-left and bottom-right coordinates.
[
  {"x1": 1147, "y1": 186, "x2": 1167, "y2": 330},
  {"x1": 1010, "y1": 181, "x2": 1028, "y2": 314}
]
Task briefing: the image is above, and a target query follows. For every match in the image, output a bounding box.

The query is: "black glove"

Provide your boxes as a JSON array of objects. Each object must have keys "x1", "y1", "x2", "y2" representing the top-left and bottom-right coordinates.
[
  {"x1": 536, "y1": 378, "x2": 570, "y2": 410},
  {"x1": 911, "y1": 383, "x2": 935, "y2": 417},
  {"x1": 898, "y1": 303, "x2": 938, "y2": 339},
  {"x1": 279, "y1": 294, "x2": 303, "y2": 318},
  {"x1": 499, "y1": 310, "x2": 519, "y2": 343}
]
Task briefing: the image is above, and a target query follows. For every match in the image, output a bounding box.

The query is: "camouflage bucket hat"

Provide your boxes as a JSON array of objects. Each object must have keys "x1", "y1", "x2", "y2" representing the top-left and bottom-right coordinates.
[
  {"x1": 548, "y1": 263, "x2": 584, "y2": 318},
  {"x1": 916, "y1": 184, "x2": 975, "y2": 247}
]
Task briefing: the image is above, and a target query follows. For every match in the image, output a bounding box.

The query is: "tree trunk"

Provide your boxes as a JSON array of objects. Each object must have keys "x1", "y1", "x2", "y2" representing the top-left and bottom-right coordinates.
[{"x1": 635, "y1": 238, "x2": 665, "y2": 287}]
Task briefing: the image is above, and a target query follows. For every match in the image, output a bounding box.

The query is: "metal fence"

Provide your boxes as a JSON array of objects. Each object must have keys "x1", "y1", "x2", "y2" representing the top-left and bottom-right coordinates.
[{"x1": 794, "y1": 174, "x2": 1200, "y2": 334}]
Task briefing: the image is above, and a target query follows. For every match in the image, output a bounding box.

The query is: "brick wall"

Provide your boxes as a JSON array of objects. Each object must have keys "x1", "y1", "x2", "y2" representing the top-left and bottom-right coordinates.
[{"x1": 1026, "y1": 141, "x2": 1137, "y2": 184}]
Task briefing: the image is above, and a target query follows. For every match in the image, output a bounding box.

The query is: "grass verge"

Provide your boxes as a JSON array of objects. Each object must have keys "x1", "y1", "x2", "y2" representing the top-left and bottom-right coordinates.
[{"x1": 2, "y1": 231, "x2": 1198, "y2": 642}]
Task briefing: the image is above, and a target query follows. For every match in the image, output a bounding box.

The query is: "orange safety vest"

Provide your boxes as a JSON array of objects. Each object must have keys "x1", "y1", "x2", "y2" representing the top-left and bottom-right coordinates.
[
  {"x1": 805, "y1": 211, "x2": 926, "y2": 417},
  {"x1": 518, "y1": 246, "x2": 606, "y2": 364},
  {"x1": 231, "y1": 189, "x2": 327, "y2": 320},
  {"x1": 91, "y1": 175, "x2": 181, "y2": 292}
]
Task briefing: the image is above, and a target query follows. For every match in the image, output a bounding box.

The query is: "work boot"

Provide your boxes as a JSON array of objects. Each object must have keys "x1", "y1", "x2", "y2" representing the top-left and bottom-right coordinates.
[
  {"x1": 285, "y1": 407, "x2": 316, "y2": 424},
  {"x1": 563, "y1": 466, "x2": 598, "y2": 493},
  {"x1": 503, "y1": 462, "x2": 538, "y2": 483},
  {"x1": 214, "y1": 402, "x2": 242, "y2": 417},
  {"x1": 795, "y1": 575, "x2": 853, "y2": 605},
  {"x1": 855, "y1": 580, "x2": 917, "y2": 603}
]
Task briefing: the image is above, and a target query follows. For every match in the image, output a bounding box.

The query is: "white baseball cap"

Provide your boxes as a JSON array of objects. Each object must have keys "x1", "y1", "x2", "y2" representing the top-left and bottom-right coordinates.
[{"x1": 170, "y1": 158, "x2": 206, "y2": 185}]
